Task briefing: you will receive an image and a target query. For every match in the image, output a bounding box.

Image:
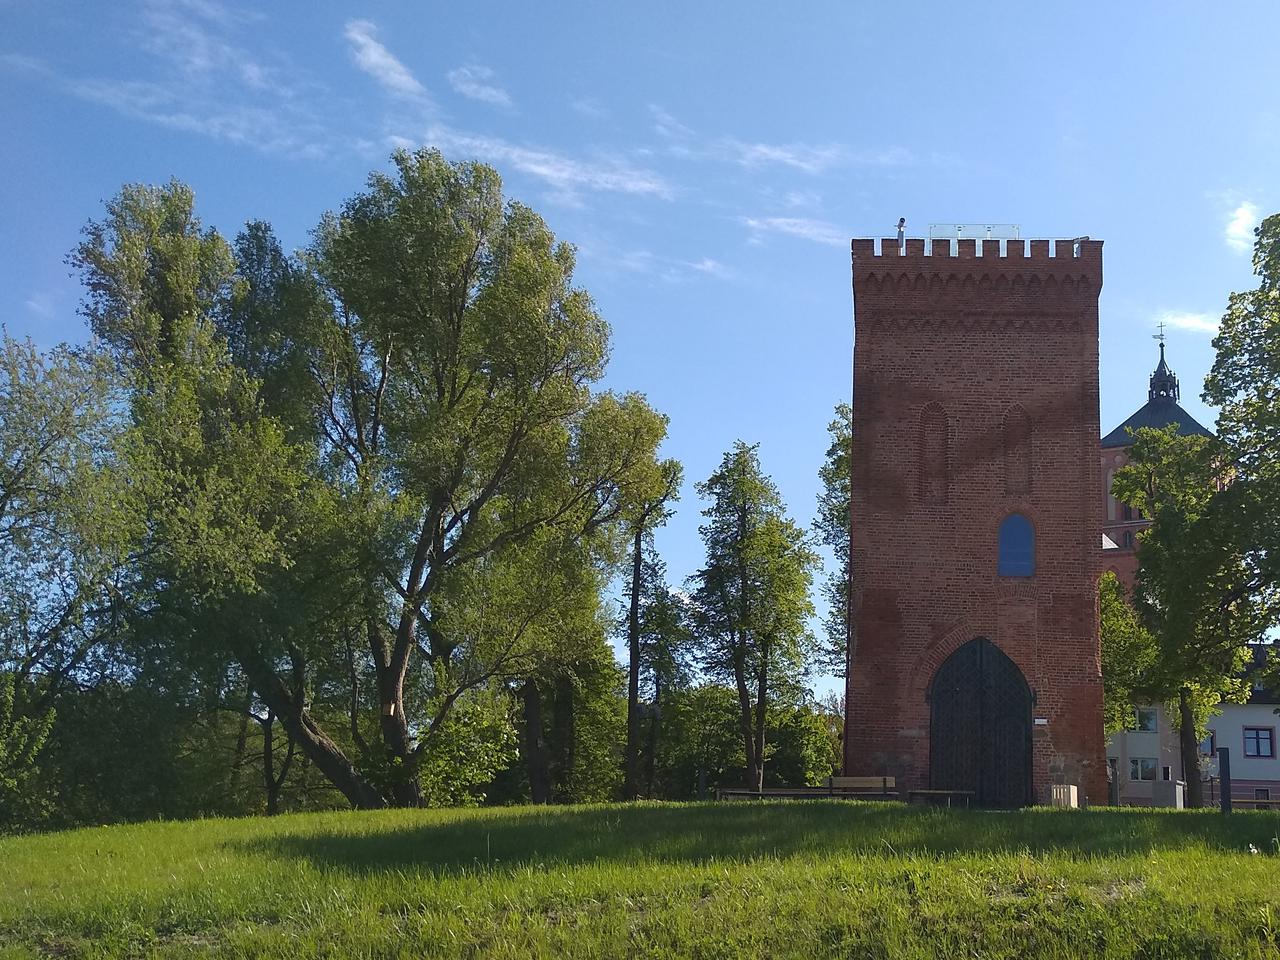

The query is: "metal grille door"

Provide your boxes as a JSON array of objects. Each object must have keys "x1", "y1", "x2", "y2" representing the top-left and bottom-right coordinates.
[{"x1": 929, "y1": 638, "x2": 1032, "y2": 808}]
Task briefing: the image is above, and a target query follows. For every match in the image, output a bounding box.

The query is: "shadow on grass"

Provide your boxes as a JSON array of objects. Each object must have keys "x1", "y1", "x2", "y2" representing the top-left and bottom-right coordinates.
[{"x1": 234, "y1": 802, "x2": 1280, "y2": 877}]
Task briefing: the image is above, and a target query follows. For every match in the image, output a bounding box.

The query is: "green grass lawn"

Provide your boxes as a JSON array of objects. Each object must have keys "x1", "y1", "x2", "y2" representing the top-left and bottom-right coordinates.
[{"x1": 3, "y1": 802, "x2": 1280, "y2": 959}]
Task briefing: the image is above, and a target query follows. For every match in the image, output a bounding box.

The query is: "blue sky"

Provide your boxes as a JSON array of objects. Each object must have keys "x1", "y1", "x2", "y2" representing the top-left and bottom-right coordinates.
[{"x1": 3, "y1": 2, "x2": 1278, "y2": 690}]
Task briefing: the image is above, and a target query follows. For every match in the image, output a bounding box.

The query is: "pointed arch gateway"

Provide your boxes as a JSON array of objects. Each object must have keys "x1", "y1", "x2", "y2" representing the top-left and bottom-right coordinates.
[{"x1": 929, "y1": 638, "x2": 1032, "y2": 808}]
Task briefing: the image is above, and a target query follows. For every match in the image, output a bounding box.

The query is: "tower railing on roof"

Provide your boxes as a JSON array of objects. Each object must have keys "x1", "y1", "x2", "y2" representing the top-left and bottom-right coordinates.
[{"x1": 927, "y1": 223, "x2": 1021, "y2": 240}]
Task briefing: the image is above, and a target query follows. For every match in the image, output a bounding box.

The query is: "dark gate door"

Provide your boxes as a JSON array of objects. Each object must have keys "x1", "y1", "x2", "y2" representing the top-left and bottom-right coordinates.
[{"x1": 929, "y1": 638, "x2": 1031, "y2": 808}]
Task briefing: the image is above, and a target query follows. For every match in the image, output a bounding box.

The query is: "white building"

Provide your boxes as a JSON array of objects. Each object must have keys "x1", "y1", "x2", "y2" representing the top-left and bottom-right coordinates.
[{"x1": 1107, "y1": 648, "x2": 1280, "y2": 806}]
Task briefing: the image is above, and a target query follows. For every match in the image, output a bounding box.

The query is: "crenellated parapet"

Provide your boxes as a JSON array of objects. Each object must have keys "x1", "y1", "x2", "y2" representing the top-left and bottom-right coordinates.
[{"x1": 852, "y1": 237, "x2": 1103, "y2": 317}]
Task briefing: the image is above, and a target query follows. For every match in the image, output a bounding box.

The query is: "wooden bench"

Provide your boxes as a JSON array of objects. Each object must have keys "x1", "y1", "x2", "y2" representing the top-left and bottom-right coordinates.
[
  {"x1": 715, "y1": 777, "x2": 898, "y2": 801},
  {"x1": 828, "y1": 776, "x2": 898, "y2": 799},
  {"x1": 1233, "y1": 797, "x2": 1280, "y2": 809}
]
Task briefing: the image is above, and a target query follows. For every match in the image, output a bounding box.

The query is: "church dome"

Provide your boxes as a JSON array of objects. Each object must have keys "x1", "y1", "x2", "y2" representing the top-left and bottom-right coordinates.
[{"x1": 1101, "y1": 342, "x2": 1213, "y2": 448}]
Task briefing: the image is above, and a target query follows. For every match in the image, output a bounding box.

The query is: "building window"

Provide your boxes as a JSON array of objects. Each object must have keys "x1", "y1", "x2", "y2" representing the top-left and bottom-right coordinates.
[
  {"x1": 1122, "y1": 504, "x2": 1134, "y2": 522},
  {"x1": 1135, "y1": 707, "x2": 1158, "y2": 732},
  {"x1": 1200, "y1": 732, "x2": 1216, "y2": 756},
  {"x1": 1129, "y1": 758, "x2": 1157, "y2": 781},
  {"x1": 1244, "y1": 727, "x2": 1275, "y2": 758},
  {"x1": 1123, "y1": 531, "x2": 1135, "y2": 548},
  {"x1": 1255, "y1": 788, "x2": 1271, "y2": 801},
  {"x1": 997, "y1": 513, "x2": 1035, "y2": 577}
]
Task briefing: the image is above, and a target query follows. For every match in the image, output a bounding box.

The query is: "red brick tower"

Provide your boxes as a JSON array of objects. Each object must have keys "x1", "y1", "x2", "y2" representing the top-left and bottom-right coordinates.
[{"x1": 845, "y1": 236, "x2": 1108, "y2": 806}]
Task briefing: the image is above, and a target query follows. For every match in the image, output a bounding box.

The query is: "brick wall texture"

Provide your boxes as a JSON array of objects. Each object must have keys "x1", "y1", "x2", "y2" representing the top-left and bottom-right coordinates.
[{"x1": 844, "y1": 236, "x2": 1109, "y2": 806}]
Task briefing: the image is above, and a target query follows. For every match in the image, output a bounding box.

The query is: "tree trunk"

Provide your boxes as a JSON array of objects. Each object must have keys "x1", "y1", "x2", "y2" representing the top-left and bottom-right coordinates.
[
  {"x1": 645, "y1": 675, "x2": 661, "y2": 798},
  {"x1": 262, "y1": 711, "x2": 278, "y2": 816},
  {"x1": 732, "y1": 647, "x2": 758, "y2": 790},
  {"x1": 228, "y1": 685, "x2": 252, "y2": 798},
  {"x1": 551, "y1": 673, "x2": 576, "y2": 803},
  {"x1": 375, "y1": 617, "x2": 425, "y2": 808},
  {"x1": 1179, "y1": 686, "x2": 1204, "y2": 808},
  {"x1": 753, "y1": 650, "x2": 769, "y2": 791},
  {"x1": 238, "y1": 649, "x2": 387, "y2": 810},
  {"x1": 624, "y1": 525, "x2": 644, "y2": 800},
  {"x1": 522, "y1": 680, "x2": 551, "y2": 804}
]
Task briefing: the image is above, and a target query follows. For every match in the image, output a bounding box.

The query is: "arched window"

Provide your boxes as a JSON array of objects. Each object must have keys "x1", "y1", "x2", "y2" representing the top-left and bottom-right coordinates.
[
  {"x1": 997, "y1": 514, "x2": 1035, "y2": 577},
  {"x1": 917, "y1": 403, "x2": 949, "y2": 504}
]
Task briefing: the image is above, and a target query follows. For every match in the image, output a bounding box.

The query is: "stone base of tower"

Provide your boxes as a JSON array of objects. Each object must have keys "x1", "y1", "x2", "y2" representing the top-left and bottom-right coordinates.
[{"x1": 844, "y1": 618, "x2": 1109, "y2": 808}]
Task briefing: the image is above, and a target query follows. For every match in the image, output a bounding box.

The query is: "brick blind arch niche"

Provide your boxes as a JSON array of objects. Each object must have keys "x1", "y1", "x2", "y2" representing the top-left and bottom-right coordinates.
[
  {"x1": 1003, "y1": 404, "x2": 1032, "y2": 495},
  {"x1": 917, "y1": 402, "x2": 950, "y2": 504}
]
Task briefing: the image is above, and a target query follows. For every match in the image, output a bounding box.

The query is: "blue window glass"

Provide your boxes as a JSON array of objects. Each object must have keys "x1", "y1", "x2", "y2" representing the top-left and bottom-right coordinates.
[{"x1": 997, "y1": 513, "x2": 1035, "y2": 577}]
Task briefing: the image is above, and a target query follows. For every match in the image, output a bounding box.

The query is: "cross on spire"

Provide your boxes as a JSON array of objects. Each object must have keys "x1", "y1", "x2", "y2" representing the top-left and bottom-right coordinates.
[{"x1": 1153, "y1": 320, "x2": 1167, "y2": 345}]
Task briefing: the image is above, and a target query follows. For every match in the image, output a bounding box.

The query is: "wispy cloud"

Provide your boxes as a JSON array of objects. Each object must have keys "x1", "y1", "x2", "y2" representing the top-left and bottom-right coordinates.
[
  {"x1": 741, "y1": 216, "x2": 846, "y2": 247},
  {"x1": 2, "y1": 5, "x2": 330, "y2": 158},
  {"x1": 419, "y1": 125, "x2": 674, "y2": 201},
  {"x1": 1156, "y1": 309, "x2": 1219, "y2": 335},
  {"x1": 722, "y1": 139, "x2": 845, "y2": 174},
  {"x1": 23, "y1": 292, "x2": 55, "y2": 319},
  {"x1": 647, "y1": 106, "x2": 912, "y2": 175},
  {"x1": 1225, "y1": 200, "x2": 1260, "y2": 253},
  {"x1": 572, "y1": 97, "x2": 609, "y2": 120},
  {"x1": 687, "y1": 257, "x2": 732, "y2": 279},
  {"x1": 649, "y1": 104, "x2": 694, "y2": 140},
  {"x1": 344, "y1": 19, "x2": 429, "y2": 101},
  {"x1": 138, "y1": 0, "x2": 273, "y2": 90},
  {"x1": 446, "y1": 64, "x2": 511, "y2": 108}
]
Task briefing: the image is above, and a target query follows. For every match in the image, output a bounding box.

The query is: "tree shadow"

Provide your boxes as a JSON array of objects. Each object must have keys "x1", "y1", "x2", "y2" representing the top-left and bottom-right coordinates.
[{"x1": 233, "y1": 802, "x2": 1276, "y2": 878}]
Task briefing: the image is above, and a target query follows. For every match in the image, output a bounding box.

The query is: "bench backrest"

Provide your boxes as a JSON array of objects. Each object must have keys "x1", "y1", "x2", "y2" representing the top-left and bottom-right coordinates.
[{"x1": 829, "y1": 776, "x2": 896, "y2": 790}]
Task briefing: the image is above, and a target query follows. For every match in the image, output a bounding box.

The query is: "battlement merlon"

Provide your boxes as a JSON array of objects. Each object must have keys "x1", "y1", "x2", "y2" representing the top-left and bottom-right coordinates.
[
  {"x1": 851, "y1": 237, "x2": 1102, "y2": 264},
  {"x1": 851, "y1": 237, "x2": 1103, "y2": 303}
]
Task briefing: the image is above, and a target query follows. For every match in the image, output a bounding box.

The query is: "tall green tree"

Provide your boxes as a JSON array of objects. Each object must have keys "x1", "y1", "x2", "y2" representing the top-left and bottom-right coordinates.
[
  {"x1": 690, "y1": 442, "x2": 818, "y2": 791},
  {"x1": 1097, "y1": 571, "x2": 1160, "y2": 736},
  {"x1": 621, "y1": 462, "x2": 681, "y2": 799},
  {"x1": 1114, "y1": 428, "x2": 1262, "y2": 806},
  {"x1": 71, "y1": 155, "x2": 674, "y2": 809},
  {"x1": 814, "y1": 402, "x2": 851, "y2": 675},
  {"x1": 1109, "y1": 215, "x2": 1280, "y2": 805},
  {"x1": 0, "y1": 334, "x2": 134, "y2": 831},
  {"x1": 619, "y1": 543, "x2": 694, "y2": 798}
]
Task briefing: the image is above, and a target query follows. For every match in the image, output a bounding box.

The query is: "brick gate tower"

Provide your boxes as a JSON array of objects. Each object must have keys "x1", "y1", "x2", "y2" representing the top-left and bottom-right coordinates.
[{"x1": 844, "y1": 235, "x2": 1108, "y2": 807}]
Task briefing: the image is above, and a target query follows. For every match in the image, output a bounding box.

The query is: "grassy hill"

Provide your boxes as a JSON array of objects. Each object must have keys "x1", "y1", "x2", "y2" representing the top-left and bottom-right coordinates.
[{"x1": 3, "y1": 802, "x2": 1280, "y2": 958}]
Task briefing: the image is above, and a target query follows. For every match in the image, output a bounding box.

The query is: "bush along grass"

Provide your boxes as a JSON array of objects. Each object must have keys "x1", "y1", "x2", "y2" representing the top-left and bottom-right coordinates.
[{"x1": 3, "y1": 802, "x2": 1280, "y2": 958}]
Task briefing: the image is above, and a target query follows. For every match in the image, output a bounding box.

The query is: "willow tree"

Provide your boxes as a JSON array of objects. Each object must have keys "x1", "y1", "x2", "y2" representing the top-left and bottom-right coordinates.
[{"x1": 72, "y1": 152, "x2": 674, "y2": 808}]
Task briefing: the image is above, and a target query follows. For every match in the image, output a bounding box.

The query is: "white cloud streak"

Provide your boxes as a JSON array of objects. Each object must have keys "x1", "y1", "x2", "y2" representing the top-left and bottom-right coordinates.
[
  {"x1": 2, "y1": 5, "x2": 331, "y2": 159},
  {"x1": 741, "y1": 216, "x2": 846, "y2": 247},
  {"x1": 572, "y1": 98, "x2": 609, "y2": 120},
  {"x1": 446, "y1": 65, "x2": 511, "y2": 108},
  {"x1": 650, "y1": 104, "x2": 694, "y2": 140},
  {"x1": 344, "y1": 19, "x2": 429, "y2": 101},
  {"x1": 1156, "y1": 310, "x2": 1219, "y2": 335},
  {"x1": 419, "y1": 125, "x2": 674, "y2": 200},
  {"x1": 23, "y1": 292, "x2": 55, "y2": 319},
  {"x1": 688, "y1": 257, "x2": 731, "y2": 278},
  {"x1": 1225, "y1": 200, "x2": 1260, "y2": 253}
]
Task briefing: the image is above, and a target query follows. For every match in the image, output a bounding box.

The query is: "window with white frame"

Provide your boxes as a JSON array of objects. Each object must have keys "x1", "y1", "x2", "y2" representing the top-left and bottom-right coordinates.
[
  {"x1": 1200, "y1": 732, "x2": 1216, "y2": 756},
  {"x1": 1129, "y1": 758, "x2": 1157, "y2": 781},
  {"x1": 1135, "y1": 707, "x2": 1158, "y2": 732},
  {"x1": 1244, "y1": 727, "x2": 1275, "y2": 758}
]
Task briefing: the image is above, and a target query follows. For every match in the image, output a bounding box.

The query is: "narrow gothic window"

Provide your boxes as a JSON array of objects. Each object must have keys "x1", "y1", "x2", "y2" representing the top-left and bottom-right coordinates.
[
  {"x1": 1003, "y1": 405, "x2": 1031, "y2": 495},
  {"x1": 997, "y1": 513, "x2": 1035, "y2": 576},
  {"x1": 917, "y1": 403, "x2": 949, "y2": 503}
]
